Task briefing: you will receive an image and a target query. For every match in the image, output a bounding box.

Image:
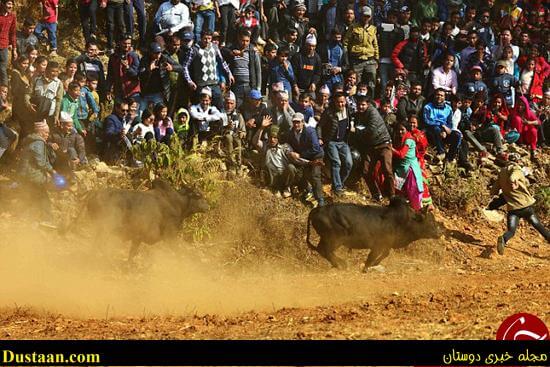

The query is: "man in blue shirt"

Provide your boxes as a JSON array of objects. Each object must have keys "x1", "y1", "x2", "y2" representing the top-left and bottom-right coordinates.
[{"x1": 423, "y1": 88, "x2": 461, "y2": 162}]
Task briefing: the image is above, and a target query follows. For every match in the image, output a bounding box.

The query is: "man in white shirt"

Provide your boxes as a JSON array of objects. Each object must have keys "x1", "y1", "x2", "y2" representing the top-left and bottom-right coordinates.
[
  {"x1": 189, "y1": 87, "x2": 222, "y2": 145},
  {"x1": 432, "y1": 53, "x2": 458, "y2": 95},
  {"x1": 154, "y1": 0, "x2": 193, "y2": 37},
  {"x1": 491, "y1": 29, "x2": 519, "y2": 63}
]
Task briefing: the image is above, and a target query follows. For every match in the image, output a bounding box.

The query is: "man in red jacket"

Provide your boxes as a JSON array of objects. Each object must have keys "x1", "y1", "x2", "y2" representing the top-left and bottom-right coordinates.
[
  {"x1": 391, "y1": 26, "x2": 427, "y2": 85},
  {"x1": 0, "y1": 0, "x2": 17, "y2": 86}
]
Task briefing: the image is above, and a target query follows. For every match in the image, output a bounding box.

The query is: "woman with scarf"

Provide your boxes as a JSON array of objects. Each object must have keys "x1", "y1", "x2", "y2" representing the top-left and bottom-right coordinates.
[
  {"x1": 510, "y1": 95, "x2": 540, "y2": 160},
  {"x1": 408, "y1": 114, "x2": 433, "y2": 210},
  {"x1": 486, "y1": 94, "x2": 511, "y2": 137},
  {"x1": 392, "y1": 121, "x2": 424, "y2": 211}
]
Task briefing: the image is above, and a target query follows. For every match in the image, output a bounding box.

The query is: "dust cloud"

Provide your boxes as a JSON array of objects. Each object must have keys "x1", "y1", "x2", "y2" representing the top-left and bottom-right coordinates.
[{"x1": 0, "y1": 222, "x2": 388, "y2": 318}]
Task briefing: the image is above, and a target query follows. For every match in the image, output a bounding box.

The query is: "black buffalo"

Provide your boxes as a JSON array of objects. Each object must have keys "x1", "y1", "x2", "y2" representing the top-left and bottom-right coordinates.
[
  {"x1": 306, "y1": 197, "x2": 441, "y2": 269},
  {"x1": 68, "y1": 179, "x2": 209, "y2": 260}
]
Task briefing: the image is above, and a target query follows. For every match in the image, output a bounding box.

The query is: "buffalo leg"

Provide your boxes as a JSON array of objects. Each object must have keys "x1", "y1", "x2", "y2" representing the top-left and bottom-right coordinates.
[
  {"x1": 128, "y1": 241, "x2": 142, "y2": 262},
  {"x1": 364, "y1": 247, "x2": 390, "y2": 269},
  {"x1": 317, "y1": 238, "x2": 347, "y2": 269}
]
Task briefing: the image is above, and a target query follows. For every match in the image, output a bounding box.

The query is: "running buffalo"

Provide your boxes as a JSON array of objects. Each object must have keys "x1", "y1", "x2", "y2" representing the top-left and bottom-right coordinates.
[
  {"x1": 306, "y1": 197, "x2": 441, "y2": 270},
  {"x1": 70, "y1": 179, "x2": 209, "y2": 260}
]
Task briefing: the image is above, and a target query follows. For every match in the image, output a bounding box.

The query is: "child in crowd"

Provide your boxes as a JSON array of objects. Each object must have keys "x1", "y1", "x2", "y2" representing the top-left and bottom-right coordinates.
[{"x1": 153, "y1": 103, "x2": 174, "y2": 144}]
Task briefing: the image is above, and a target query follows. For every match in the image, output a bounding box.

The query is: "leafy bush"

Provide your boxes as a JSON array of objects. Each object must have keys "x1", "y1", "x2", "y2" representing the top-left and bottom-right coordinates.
[
  {"x1": 430, "y1": 164, "x2": 490, "y2": 213},
  {"x1": 131, "y1": 137, "x2": 227, "y2": 241}
]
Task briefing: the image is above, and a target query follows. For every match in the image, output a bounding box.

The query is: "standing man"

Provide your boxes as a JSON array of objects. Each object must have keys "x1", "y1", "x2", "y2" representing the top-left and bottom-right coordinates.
[
  {"x1": 291, "y1": 33, "x2": 322, "y2": 98},
  {"x1": 76, "y1": 41, "x2": 107, "y2": 100},
  {"x1": 0, "y1": 0, "x2": 16, "y2": 86},
  {"x1": 138, "y1": 42, "x2": 180, "y2": 114},
  {"x1": 287, "y1": 112, "x2": 325, "y2": 207},
  {"x1": 317, "y1": 92, "x2": 353, "y2": 196},
  {"x1": 182, "y1": 30, "x2": 234, "y2": 111},
  {"x1": 343, "y1": 6, "x2": 378, "y2": 99},
  {"x1": 223, "y1": 29, "x2": 261, "y2": 108},
  {"x1": 489, "y1": 155, "x2": 550, "y2": 255},
  {"x1": 353, "y1": 95, "x2": 394, "y2": 201},
  {"x1": 106, "y1": 36, "x2": 141, "y2": 103}
]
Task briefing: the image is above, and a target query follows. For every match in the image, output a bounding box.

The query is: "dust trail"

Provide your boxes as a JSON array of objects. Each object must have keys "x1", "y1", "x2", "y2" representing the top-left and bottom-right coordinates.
[{"x1": 0, "y1": 221, "x2": 446, "y2": 318}]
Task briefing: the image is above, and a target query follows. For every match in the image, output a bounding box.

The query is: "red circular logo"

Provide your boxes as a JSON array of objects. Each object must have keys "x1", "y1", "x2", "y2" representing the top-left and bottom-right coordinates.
[{"x1": 496, "y1": 313, "x2": 549, "y2": 340}]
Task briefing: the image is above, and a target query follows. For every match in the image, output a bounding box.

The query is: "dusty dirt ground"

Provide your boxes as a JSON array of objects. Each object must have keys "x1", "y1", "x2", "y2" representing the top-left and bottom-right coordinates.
[
  {"x1": 0, "y1": 178, "x2": 548, "y2": 340},
  {"x1": 2, "y1": 2, "x2": 549, "y2": 340}
]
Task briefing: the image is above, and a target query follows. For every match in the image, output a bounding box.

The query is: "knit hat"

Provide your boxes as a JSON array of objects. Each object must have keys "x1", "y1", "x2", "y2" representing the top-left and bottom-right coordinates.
[
  {"x1": 200, "y1": 87, "x2": 212, "y2": 97},
  {"x1": 319, "y1": 85, "x2": 331, "y2": 96},
  {"x1": 226, "y1": 91, "x2": 236, "y2": 102},
  {"x1": 292, "y1": 112, "x2": 305, "y2": 122},
  {"x1": 34, "y1": 120, "x2": 49, "y2": 131},
  {"x1": 269, "y1": 126, "x2": 280, "y2": 138}
]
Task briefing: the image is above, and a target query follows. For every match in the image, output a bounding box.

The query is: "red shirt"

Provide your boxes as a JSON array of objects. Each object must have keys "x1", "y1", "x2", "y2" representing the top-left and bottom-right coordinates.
[
  {"x1": 41, "y1": 0, "x2": 58, "y2": 23},
  {"x1": 0, "y1": 11, "x2": 16, "y2": 49}
]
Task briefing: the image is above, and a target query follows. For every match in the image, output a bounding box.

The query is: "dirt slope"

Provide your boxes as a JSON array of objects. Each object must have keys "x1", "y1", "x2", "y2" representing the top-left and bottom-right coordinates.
[{"x1": 0, "y1": 179, "x2": 548, "y2": 340}]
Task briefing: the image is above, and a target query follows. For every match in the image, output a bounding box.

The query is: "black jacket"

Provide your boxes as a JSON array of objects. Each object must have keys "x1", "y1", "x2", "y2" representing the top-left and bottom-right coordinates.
[
  {"x1": 354, "y1": 105, "x2": 391, "y2": 149},
  {"x1": 317, "y1": 106, "x2": 352, "y2": 143},
  {"x1": 139, "y1": 53, "x2": 180, "y2": 101}
]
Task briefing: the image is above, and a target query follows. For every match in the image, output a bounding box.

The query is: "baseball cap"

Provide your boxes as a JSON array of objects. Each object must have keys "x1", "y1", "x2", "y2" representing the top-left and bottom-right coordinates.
[
  {"x1": 182, "y1": 31, "x2": 194, "y2": 41},
  {"x1": 60, "y1": 111, "x2": 73, "y2": 122},
  {"x1": 150, "y1": 42, "x2": 162, "y2": 53},
  {"x1": 362, "y1": 6, "x2": 372, "y2": 17},
  {"x1": 292, "y1": 112, "x2": 305, "y2": 122},
  {"x1": 496, "y1": 60, "x2": 507, "y2": 68},
  {"x1": 470, "y1": 65, "x2": 482, "y2": 72},
  {"x1": 249, "y1": 89, "x2": 262, "y2": 100}
]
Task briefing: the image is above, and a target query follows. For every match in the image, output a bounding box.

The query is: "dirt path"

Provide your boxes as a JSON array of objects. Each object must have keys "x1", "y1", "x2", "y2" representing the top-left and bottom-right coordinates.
[{"x1": 1, "y1": 217, "x2": 548, "y2": 340}]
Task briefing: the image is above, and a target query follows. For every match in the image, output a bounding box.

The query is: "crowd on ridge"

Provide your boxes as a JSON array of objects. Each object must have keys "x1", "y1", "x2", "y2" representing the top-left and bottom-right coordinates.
[{"x1": 0, "y1": 0, "x2": 548, "y2": 251}]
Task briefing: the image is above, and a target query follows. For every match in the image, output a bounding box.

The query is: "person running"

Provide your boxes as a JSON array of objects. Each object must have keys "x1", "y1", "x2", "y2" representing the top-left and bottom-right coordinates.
[{"x1": 489, "y1": 154, "x2": 550, "y2": 255}]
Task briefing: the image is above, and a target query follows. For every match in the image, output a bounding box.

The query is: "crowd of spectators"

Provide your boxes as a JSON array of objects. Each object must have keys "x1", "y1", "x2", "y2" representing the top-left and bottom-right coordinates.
[{"x1": 0, "y1": 0, "x2": 549, "y2": 219}]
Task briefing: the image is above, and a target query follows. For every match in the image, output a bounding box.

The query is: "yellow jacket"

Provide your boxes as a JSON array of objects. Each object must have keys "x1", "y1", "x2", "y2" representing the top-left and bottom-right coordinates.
[{"x1": 343, "y1": 23, "x2": 379, "y2": 60}]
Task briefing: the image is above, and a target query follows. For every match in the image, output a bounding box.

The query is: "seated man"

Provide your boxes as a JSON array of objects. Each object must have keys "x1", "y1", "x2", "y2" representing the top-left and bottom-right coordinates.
[
  {"x1": 423, "y1": 88, "x2": 462, "y2": 162},
  {"x1": 220, "y1": 92, "x2": 246, "y2": 172},
  {"x1": 49, "y1": 112, "x2": 88, "y2": 175},
  {"x1": 253, "y1": 120, "x2": 295, "y2": 198},
  {"x1": 103, "y1": 100, "x2": 133, "y2": 165},
  {"x1": 286, "y1": 112, "x2": 325, "y2": 207},
  {"x1": 189, "y1": 87, "x2": 222, "y2": 146}
]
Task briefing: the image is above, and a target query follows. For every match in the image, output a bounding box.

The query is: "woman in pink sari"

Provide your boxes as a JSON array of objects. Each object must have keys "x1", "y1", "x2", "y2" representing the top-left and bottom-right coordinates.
[{"x1": 509, "y1": 95, "x2": 540, "y2": 160}]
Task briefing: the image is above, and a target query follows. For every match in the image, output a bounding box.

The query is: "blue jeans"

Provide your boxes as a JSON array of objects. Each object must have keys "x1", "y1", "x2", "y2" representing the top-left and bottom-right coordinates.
[
  {"x1": 326, "y1": 141, "x2": 353, "y2": 192},
  {"x1": 139, "y1": 93, "x2": 163, "y2": 116},
  {"x1": 124, "y1": 0, "x2": 146, "y2": 47},
  {"x1": 194, "y1": 9, "x2": 216, "y2": 42},
  {"x1": 35, "y1": 22, "x2": 58, "y2": 50},
  {"x1": 425, "y1": 125, "x2": 462, "y2": 161}
]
